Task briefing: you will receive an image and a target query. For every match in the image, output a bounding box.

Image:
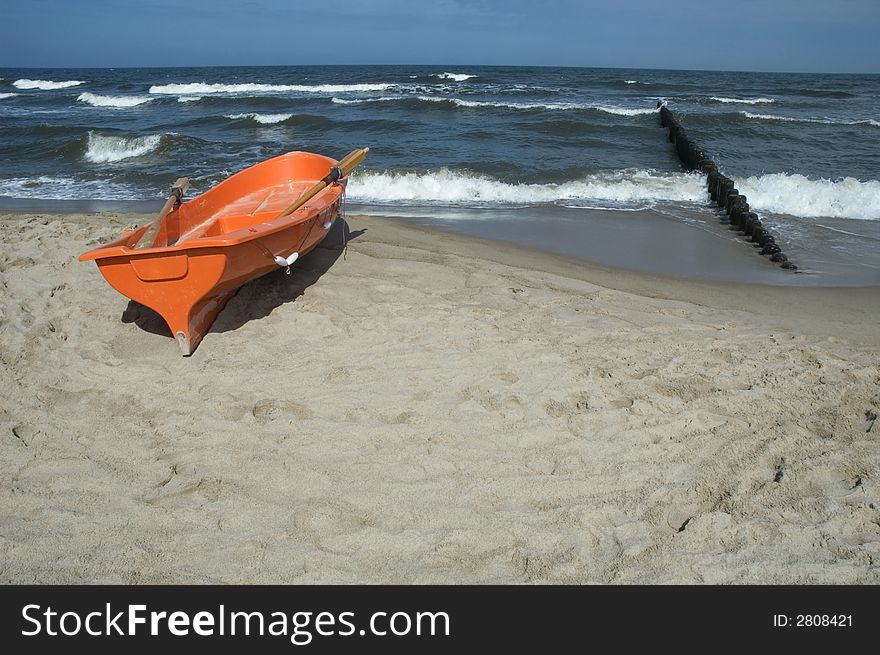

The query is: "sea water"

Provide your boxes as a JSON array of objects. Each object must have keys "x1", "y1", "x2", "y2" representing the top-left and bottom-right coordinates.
[{"x1": 1, "y1": 65, "x2": 878, "y2": 282}]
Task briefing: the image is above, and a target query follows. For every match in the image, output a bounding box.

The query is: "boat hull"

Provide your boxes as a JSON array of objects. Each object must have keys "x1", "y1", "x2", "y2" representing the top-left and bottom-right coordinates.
[{"x1": 80, "y1": 151, "x2": 345, "y2": 355}]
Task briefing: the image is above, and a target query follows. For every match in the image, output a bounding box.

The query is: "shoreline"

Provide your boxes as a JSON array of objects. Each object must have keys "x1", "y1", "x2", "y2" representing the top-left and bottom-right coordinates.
[
  {"x1": 3, "y1": 202, "x2": 878, "y2": 288},
  {"x1": 1, "y1": 210, "x2": 878, "y2": 583},
  {"x1": 349, "y1": 214, "x2": 880, "y2": 343},
  {"x1": 385, "y1": 205, "x2": 880, "y2": 288}
]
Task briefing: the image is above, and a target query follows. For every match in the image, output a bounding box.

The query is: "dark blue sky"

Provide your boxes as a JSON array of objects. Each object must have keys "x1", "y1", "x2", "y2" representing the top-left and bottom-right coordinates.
[{"x1": 2, "y1": 0, "x2": 878, "y2": 73}]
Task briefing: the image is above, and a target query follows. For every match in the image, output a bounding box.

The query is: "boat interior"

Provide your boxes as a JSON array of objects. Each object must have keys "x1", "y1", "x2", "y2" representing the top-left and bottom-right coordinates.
[
  {"x1": 171, "y1": 181, "x2": 317, "y2": 243},
  {"x1": 153, "y1": 151, "x2": 339, "y2": 247}
]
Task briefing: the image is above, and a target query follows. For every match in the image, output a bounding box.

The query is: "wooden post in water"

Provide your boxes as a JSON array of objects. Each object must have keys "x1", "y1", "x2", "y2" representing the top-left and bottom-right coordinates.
[{"x1": 657, "y1": 105, "x2": 795, "y2": 271}]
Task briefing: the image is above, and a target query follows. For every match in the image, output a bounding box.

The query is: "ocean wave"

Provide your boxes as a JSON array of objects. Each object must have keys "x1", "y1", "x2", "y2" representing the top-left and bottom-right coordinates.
[
  {"x1": 741, "y1": 111, "x2": 880, "y2": 127},
  {"x1": 742, "y1": 111, "x2": 823, "y2": 124},
  {"x1": 149, "y1": 82, "x2": 393, "y2": 95},
  {"x1": 330, "y1": 94, "x2": 658, "y2": 116},
  {"x1": 348, "y1": 168, "x2": 707, "y2": 207},
  {"x1": 623, "y1": 80, "x2": 650, "y2": 85},
  {"x1": 0, "y1": 175, "x2": 149, "y2": 200},
  {"x1": 225, "y1": 112, "x2": 293, "y2": 124},
  {"x1": 435, "y1": 72, "x2": 476, "y2": 81},
  {"x1": 84, "y1": 131, "x2": 163, "y2": 163},
  {"x1": 77, "y1": 92, "x2": 153, "y2": 108},
  {"x1": 416, "y1": 96, "x2": 567, "y2": 110},
  {"x1": 709, "y1": 96, "x2": 775, "y2": 104},
  {"x1": 0, "y1": 93, "x2": 19, "y2": 100},
  {"x1": 736, "y1": 173, "x2": 880, "y2": 220},
  {"x1": 13, "y1": 79, "x2": 85, "y2": 90},
  {"x1": 595, "y1": 105, "x2": 659, "y2": 116},
  {"x1": 331, "y1": 96, "x2": 399, "y2": 105},
  {"x1": 409, "y1": 95, "x2": 660, "y2": 115}
]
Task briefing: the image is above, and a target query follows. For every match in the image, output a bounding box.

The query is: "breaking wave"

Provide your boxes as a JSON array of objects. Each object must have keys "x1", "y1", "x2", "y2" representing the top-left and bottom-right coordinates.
[
  {"x1": 331, "y1": 96, "x2": 398, "y2": 105},
  {"x1": 736, "y1": 173, "x2": 880, "y2": 220},
  {"x1": 349, "y1": 168, "x2": 880, "y2": 219},
  {"x1": 224, "y1": 112, "x2": 293, "y2": 124},
  {"x1": 13, "y1": 79, "x2": 85, "y2": 90},
  {"x1": 435, "y1": 72, "x2": 477, "y2": 81},
  {"x1": 149, "y1": 82, "x2": 394, "y2": 95},
  {"x1": 335, "y1": 95, "x2": 658, "y2": 115},
  {"x1": 740, "y1": 111, "x2": 880, "y2": 127},
  {"x1": 348, "y1": 168, "x2": 707, "y2": 207},
  {"x1": 594, "y1": 105, "x2": 659, "y2": 116},
  {"x1": 77, "y1": 92, "x2": 153, "y2": 108},
  {"x1": 709, "y1": 96, "x2": 775, "y2": 104},
  {"x1": 0, "y1": 175, "x2": 148, "y2": 200},
  {"x1": 0, "y1": 93, "x2": 19, "y2": 100},
  {"x1": 83, "y1": 131, "x2": 163, "y2": 163},
  {"x1": 420, "y1": 96, "x2": 659, "y2": 115}
]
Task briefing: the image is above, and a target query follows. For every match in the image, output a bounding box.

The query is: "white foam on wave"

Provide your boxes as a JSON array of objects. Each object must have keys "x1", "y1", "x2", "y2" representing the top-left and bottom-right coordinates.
[
  {"x1": 331, "y1": 96, "x2": 398, "y2": 105},
  {"x1": 0, "y1": 175, "x2": 149, "y2": 200},
  {"x1": 77, "y1": 92, "x2": 153, "y2": 108},
  {"x1": 225, "y1": 112, "x2": 292, "y2": 124},
  {"x1": 421, "y1": 96, "x2": 659, "y2": 115},
  {"x1": 742, "y1": 111, "x2": 824, "y2": 123},
  {"x1": 177, "y1": 96, "x2": 202, "y2": 103},
  {"x1": 710, "y1": 96, "x2": 775, "y2": 104},
  {"x1": 595, "y1": 105, "x2": 659, "y2": 116},
  {"x1": 0, "y1": 93, "x2": 19, "y2": 100},
  {"x1": 13, "y1": 79, "x2": 85, "y2": 90},
  {"x1": 624, "y1": 80, "x2": 650, "y2": 85},
  {"x1": 736, "y1": 173, "x2": 880, "y2": 220},
  {"x1": 84, "y1": 131, "x2": 163, "y2": 163},
  {"x1": 332, "y1": 94, "x2": 658, "y2": 116},
  {"x1": 435, "y1": 72, "x2": 476, "y2": 81},
  {"x1": 418, "y1": 95, "x2": 555, "y2": 110},
  {"x1": 149, "y1": 82, "x2": 393, "y2": 95},
  {"x1": 741, "y1": 111, "x2": 879, "y2": 127},
  {"x1": 348, "y1": 169, "x2": 707, "y2": 207}
]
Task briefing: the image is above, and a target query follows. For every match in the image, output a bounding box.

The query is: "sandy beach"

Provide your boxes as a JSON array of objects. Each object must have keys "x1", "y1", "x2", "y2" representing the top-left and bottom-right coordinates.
[{"x1": 1, "y1": 210, "x2": 878, "y2": 584}]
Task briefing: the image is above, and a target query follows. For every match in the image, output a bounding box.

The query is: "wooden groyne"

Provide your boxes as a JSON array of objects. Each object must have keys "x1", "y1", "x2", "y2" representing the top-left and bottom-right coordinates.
[{"x1": 658, "y1": 104, "x2": 796, "y2": 270}]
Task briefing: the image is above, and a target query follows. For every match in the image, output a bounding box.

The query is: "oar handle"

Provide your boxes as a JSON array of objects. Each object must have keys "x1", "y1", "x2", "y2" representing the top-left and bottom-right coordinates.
[
  {"x1": 275, "y1": 148, "x2": 369, "y2": 219},
  {"x1": 133, "y1": 177, "x2": 190, "y2": 250}
]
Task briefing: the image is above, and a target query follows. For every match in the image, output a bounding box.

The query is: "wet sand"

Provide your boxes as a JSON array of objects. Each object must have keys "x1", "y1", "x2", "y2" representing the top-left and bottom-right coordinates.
[
  {"x1": 362, "y1": 204, "x2": 880, "y2": 286},
  {"x1": 0, "y1": 211, "x2": 878, "y2": 583}
]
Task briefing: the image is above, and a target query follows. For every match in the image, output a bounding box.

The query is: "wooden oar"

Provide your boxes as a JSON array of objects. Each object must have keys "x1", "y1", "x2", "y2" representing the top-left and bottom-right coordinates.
[
  {"x1": 273, "y1": 147, "x2": 369, "y2": 220},
  {"x1": 133, "y1": 177, "x2": 190, "y2": 250}
]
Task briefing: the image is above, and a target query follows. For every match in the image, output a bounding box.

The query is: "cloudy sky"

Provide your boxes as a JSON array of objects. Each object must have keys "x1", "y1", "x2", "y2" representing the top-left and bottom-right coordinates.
[{"x1": 2, "y1": 0, "x2": 878, "y2": 72}]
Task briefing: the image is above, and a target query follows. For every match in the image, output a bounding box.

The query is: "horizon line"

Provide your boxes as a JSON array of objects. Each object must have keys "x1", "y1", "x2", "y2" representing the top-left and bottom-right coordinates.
[{"x1": 1, "y1": 63, "x2": 877, "y2": 76}]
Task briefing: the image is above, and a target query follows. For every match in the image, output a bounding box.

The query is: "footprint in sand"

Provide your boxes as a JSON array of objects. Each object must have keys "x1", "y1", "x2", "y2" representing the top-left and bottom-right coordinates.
[
  {"x1": 9, "y1": 256, "x2": 36, "y2": 268},
  {"x1": 253, "y1": 399, "x2": 315, "y2": 423},
  {"x1": 11, "y1": 423, "x2": 38, "y2": 446},
  {"x1": 144, "y1": 472, "x2": 225, "y2": 507}
]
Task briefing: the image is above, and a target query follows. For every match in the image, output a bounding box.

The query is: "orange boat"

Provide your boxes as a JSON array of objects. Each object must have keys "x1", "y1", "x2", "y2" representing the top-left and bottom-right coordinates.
[{"x1": 80, "y1": 148, "x2": 369, "y2": 355}]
